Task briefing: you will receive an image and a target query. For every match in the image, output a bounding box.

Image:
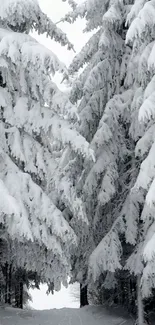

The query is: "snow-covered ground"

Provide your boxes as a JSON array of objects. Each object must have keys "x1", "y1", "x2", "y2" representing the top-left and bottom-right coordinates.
[{"x1": 0, "y1": 305, "x2": 133, "y2": 325}]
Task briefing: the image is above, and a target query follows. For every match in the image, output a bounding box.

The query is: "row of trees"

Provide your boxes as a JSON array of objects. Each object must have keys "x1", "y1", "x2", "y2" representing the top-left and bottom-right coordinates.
[{"x1": 1, "y1": 0, "x2": 155, "y2": 324}]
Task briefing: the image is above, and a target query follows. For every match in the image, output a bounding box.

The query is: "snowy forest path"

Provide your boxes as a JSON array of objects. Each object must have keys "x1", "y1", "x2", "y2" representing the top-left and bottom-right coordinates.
[{"x1": 0, "y1": 305, "x2": 134, "y2": 325}]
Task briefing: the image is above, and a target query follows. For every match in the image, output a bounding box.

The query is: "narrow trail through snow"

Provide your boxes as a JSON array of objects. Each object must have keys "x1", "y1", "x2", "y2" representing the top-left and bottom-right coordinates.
[{"x1": 0, "y1": 306, "x2": 134, "y2": 325}]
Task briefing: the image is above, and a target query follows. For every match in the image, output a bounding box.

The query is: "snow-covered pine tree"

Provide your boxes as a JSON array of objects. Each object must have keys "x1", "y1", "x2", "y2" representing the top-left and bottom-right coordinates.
[
  {"x1": 65, "y1": 0, "x2": 155, "y2": 322},
  {"x1": 59, "y1": 0, "x2": 137, "y2": 306},
  {"x1": 0, "y1": 0, "x2": 94, "y2": 302},
  {"x1": 97, "y1": 0, "x2": 155, "y2": 321},
  {"x1": 123, "y1": 0, "x2": 155, "y2": 322}
]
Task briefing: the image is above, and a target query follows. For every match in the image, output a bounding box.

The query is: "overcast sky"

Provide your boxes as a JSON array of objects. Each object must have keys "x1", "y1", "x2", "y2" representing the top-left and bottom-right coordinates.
[{"x1": 30, "y1": 0, "x2": 87, "y2": 310}]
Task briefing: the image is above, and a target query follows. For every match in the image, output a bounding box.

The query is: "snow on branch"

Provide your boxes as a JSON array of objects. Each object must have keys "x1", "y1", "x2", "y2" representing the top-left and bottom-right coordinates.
[
  {"x1": 0, "y1": 0, "x2": 74, "y2": 49},
  {"x1": 0, "y1": 29, "x2": 67, "y2": 75},
  {"x1": 89, "y1": 226, "x2": 123, "y2": 282},
  {"x1": 68, "y1": 30, "x2": 101, "y2": 74},
  {"x1": 126, "y1": 0, "x2": 155, "y2": 44},
  {"x1": 56, "y1": 2, "x2": 87, "y2": 24},
  {"x1": 51, "y1": 116, "x2": 95, "y2": 161}
]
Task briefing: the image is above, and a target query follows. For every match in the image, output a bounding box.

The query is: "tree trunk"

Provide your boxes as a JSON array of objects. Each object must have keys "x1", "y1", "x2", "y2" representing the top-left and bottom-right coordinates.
[
  {"x1": 80, "y1": 284, "x2": 89, "y2": 308},
  {"x1": 137, "y1": 275, "x2": 144, "y2": 325},
  {"x1": 19, "y1": 282, "x2": 23, "y2": 309},
  {"x1": 5, "y1": 263, "x2": 8, "y2": 304},
  {"x1": 8, "y1": 264, "x2": 12, "y2": 305},
  {"x1": 15, "y1": 284, "x2": 20, "y2": 308}
]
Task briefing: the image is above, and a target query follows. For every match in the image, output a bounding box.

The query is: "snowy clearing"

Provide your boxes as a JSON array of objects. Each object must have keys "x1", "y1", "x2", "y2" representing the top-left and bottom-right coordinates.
[{"x1": 0, "y1": 305, "x2": 133, "y2": 325}]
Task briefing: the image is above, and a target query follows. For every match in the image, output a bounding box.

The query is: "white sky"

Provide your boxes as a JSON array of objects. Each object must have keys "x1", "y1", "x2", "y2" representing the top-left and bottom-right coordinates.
[{"x1": 30, "y1": 0, "x2": 87, "y2": 310}]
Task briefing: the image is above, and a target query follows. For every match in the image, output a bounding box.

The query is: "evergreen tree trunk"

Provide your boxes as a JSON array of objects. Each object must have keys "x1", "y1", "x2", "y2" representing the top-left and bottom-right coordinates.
[
  {"x1": 8, "y1": 264, "x2": 12, "y2": 305},
  {"x1": 80, "y1": 284, "x2": 89, "y2": 308},
  {"x1": 19, "y1": 282, "x2": 23, "y2": 309},
  {"x1": 137, "y1": 275, "x2": 144, "y2": 325},
  {"x1": 15, "y1": 284, "x2": 20, "y2": 308},
  {"x1": 5, "y1": 263, "x2": 8, "y2": 304}
]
